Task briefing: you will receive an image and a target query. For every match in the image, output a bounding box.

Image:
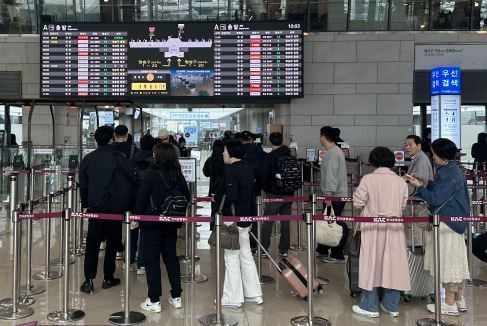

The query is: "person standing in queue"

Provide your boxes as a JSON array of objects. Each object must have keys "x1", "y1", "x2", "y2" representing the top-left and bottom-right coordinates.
[
  {"x1": 352, "y1": 147, "x2": 410, "y2": 318},
  {"x1": 409, "y1": 138, "x2": 470, "y2": 316},
  {"x1": 260, "y1": 132, "x2": 294, "y2": 257},
  {"x1": 215, "y1": 139, "x2": 263, "y2": 307},
  {"x1": 79, "y1": 126, "x2": 136, "y2": 294},
  {"x1": 316, "y1": 126, "x2": 349, "y2": 263},
  {"x1": 137, "y1": 143, "x2": 190, "y2": 313},
  {"x1": 404, "y1": 135, "x2": 434, "y2": 246},
  {"x1": 203, "y1": 139, "x2": 225, "y2": 231},
  {"x1": 471, "y1": 132, "x2": 487, "y2": 170}
]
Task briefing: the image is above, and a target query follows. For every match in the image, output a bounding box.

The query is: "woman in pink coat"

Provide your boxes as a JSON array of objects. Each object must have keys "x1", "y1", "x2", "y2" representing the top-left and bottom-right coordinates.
[{"x1": 352, "y1": 147, "x2": 411, "y2": 318}]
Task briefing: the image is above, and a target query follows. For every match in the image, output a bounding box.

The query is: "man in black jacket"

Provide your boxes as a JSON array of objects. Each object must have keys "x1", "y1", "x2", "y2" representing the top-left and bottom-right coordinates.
[
  {"x1": 79, "y1": 126, "x2": 136, "y2": 294},
  {"x1": 260, "y1": 132, "x2": 294, "y2": 257}
]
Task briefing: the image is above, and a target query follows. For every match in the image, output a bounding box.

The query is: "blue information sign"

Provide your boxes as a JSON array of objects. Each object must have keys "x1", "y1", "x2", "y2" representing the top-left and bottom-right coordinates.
[{"x1": 431, "y1": 67, "x2": 461, "y2": 95}]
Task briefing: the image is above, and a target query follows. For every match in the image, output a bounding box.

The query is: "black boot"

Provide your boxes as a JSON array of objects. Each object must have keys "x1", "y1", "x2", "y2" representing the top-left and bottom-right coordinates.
[{"x1": 80, "y1": 279, "x2": 94, "y2": 294}]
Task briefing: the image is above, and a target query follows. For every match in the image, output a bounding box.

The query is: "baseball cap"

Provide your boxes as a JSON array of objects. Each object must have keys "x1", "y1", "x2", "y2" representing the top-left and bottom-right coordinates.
[
  {"x1": 158, "y1": 128, "x2": 170, "y2": 139},
  {"x1": 239, "y1": 131, "x2": 253, "y2": 141}
]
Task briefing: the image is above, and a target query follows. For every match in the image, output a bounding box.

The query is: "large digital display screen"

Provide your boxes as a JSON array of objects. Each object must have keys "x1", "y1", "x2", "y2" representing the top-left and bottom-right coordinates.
[{"x1": 40, "y1": 21, "x2": 303, "y2": 100}]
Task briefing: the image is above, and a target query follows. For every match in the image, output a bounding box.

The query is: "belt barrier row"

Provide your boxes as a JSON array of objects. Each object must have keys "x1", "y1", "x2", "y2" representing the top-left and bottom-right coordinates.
[{"x1": 2, "y1": 174, "x2": 486, "y2": 325}]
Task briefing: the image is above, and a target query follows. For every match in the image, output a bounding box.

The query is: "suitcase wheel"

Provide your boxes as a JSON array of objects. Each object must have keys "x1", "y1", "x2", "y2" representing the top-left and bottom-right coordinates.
[{"x1": 317, "y1": 285, "x2": 325, "y2": 295}]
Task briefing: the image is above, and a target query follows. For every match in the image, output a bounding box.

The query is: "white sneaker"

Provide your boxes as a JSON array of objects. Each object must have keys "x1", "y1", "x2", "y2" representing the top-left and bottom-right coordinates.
[
  {"x1": 322, "y1": 256, "x2": 346, "y2": 264},
  {"x1": 455, "y1": 299, "x2": 467, "y2": 312},
  {"x1": 140, "y1": 298, "x2": 161, "y2": 313},
  {"x1": 427, "y1": 302, "x2": 459, "y2": 316},
  {"x1": 352, "y1": 305, "x2": 379, "y2": 318},
  {"x1": 100, "y1": 242, "x2": 106, "y2": 250},
  {"x1": 137, "y1": 266, "x2": 146, "y2": 275},
  {"x1": 379, "y1": 302, "x2": 399, "y2": 317},
  {"x1": 245, "y1": 296, "x2": 263, "y2": 305},
  {"x1": 116, "y1": 252, "x2": 124, "y2": 260},
  {"x1": 168, "y1": 297, "x2": 182, "y2": 309}
]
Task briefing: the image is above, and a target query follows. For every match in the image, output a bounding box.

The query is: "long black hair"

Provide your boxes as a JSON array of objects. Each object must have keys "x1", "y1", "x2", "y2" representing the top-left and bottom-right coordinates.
[{"x1": 152, "y1": 142, "x2": 183, "y2": 185}]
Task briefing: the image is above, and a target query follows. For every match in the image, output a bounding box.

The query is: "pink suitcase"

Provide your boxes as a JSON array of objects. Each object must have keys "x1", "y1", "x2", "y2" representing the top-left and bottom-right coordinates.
[{"x1": 250, "y1": 233, "x2": 324, "y2": 298}]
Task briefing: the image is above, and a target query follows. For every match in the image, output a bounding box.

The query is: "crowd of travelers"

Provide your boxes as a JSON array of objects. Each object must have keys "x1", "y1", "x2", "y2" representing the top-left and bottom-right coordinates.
[{"x1": 76, "y1": 123, "x2": 485, "y2": 318}]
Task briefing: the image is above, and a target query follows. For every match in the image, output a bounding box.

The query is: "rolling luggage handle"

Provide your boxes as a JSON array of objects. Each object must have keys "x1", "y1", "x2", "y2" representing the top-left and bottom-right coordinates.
[
  {"x1": 290, "y1": 163, "x2": 306, "y2": 251},
  {"x1": 311, "y1": 193, "x2": 329, "y2": 286},
  {"x1": 255, "y1": 196, "x2": 275, "y2": 285}
]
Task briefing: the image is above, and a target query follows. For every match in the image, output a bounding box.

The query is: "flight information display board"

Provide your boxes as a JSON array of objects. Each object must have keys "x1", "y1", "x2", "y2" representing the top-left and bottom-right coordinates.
[{"x1": 40, "y1": 21, "x2": 303, "y2": 100}]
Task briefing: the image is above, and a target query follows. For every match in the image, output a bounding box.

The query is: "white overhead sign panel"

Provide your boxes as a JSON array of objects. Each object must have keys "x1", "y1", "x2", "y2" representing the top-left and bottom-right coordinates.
[{"x1": 415, "y1": 44, "x2": 487, "y2": 70}]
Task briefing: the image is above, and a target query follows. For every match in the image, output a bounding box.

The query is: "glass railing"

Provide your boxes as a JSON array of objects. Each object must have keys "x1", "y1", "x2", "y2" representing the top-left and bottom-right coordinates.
[{"x1": 1, "y1": 0, "x2": 486, "y2": 33}]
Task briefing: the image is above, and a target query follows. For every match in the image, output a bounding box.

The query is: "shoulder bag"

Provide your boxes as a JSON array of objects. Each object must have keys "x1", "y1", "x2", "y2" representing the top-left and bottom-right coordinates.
[{"x1": 315, "y1": 204, "x2": 343, "y2": 247}]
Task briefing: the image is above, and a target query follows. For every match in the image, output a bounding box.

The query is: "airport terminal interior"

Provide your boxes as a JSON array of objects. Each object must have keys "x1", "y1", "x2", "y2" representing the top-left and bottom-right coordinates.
[{"x1": 0, "y1": 0, "x2": 487, "y2": 325}]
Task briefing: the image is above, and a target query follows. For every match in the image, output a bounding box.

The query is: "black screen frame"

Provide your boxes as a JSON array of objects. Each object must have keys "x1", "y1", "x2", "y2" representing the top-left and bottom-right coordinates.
[{"x1": 39, "y1": 20, "x2": 304, "y2": 103}]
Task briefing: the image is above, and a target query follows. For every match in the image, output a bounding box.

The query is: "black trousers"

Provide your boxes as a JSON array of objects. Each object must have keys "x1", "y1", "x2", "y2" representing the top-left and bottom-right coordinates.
[
  {"x1": 261, "y1": 195, "x2": 293, "y2": 251},
  {"x1": 316, "y1": 201, "x2": 349, "y2": 260},
  {"x1": 84, "y1": 219, "x2": 122, "y2": 281},
  {"x1": 142, "y1": 226, "x2": 182, "y2": 301}
]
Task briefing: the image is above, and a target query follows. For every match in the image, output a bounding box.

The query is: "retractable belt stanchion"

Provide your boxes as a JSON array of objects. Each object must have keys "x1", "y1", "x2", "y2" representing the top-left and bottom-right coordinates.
[
  {"x1": 51, "y1": 186, "x2": 75, "y2": 266},
  {"x1": 179, "y1": 186, "x2": 193, "y2": 264},
  {"x1": 0, "y1": 175, "x2": 35, "y2": 308},
  {"x1": 290, "y1": 164, "x2": 306, "y2": 251},
  {"x1": 109, "y1": 212, "x2": 146, "y2": 325},
  {"x1": 311, "y1": 193, "x2": 329, "y2": 286},
  {"x1": 75, "y1": 182, "x2": 85, "y2": 255},
  {"x1": 34, "y1": 192, "x2": 62, "y2": 280},
  {"x1": 47, "y1": 208, "x2": 85, "y2": 322},
  {"x1": 20, "y1": 200, "x2": 46, "y2": 296},
  {"x1": 0, "y1": 210, "x2": 34, "y2": 320},
  {"x1": 417, "y1": 214, "x2": 444, "y2": 326},
  {"x1": 255, "y1": 196, "x2": 275, "y2": 285},
  {"x1": 291, "y1": 212, "x2": 330, "y2": 326},
  {"x1": 181, "y1": 197, "x2": 208, "y2": 283},
  {"x1": 199, "y1": 213, "x2": 238, "y2": 326}
]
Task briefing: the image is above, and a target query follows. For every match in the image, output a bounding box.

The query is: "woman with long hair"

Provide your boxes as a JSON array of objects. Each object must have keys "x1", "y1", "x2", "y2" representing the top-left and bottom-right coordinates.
[
  {"x1": 203, "y1": 140, "x2": 225, "y2": 230},
  {"x1": 135, "y1": 143, "x2": 190, "y2": 313}
]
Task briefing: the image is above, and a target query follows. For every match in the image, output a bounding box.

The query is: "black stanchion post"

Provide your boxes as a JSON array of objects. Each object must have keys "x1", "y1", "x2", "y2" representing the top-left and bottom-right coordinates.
[
  {"x1": 199, "y1": 213, "x2": 238, "y2": 326},
  {"x1": 256, "y1": 196, "x2": 275, "y2": 285},
  {"x1": 181, "y1": 197, "x2": 207, "y2": 283},
  {"x1": 34, "y1": 193, "x2": 62, "y2": 280},
  {"x1": 20, "y1": 200, "x2": 45, "y2": 296},
  {"x1": 311, "y1": 193, "x2": 328, "y2": 286},
  {"x1": 417, "y1": 214, "x2": 444, "y2": 326},
  {"x1": 47, "y1": 208, "x2": 85, "y2": 322},
  {"x1": 109, "y1": 212, "x2": 146, "y2": 325},
  {"x1": 291, "y1": 212, "x2": 330, "y2": 326},
  {"x1": 291, "y1": 163, "x2": 306, "y2": 251},
  {"x1": 0, "y1": 210, "x2": 34, "y2": 320}
]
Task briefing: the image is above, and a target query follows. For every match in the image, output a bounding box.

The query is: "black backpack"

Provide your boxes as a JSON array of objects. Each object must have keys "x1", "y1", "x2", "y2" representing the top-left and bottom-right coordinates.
[
  {"x1": 152, "y1": 171, "x2": 188, "y2": 216},
  {"x1": 106, "y1": 152, "x2": 136, "y2": 214},
  {"x1": 275, "y1": 155, "x2": 302, "y2": 193}
]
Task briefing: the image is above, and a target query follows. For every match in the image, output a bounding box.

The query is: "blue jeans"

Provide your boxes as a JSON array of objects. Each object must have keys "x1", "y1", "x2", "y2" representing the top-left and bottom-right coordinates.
[
  {"x1": 130, "y1": 227, "x2": 144, "y2": 268},
  {"x1": 360, "y1": 287, "x2": 400, "y2": 313}
]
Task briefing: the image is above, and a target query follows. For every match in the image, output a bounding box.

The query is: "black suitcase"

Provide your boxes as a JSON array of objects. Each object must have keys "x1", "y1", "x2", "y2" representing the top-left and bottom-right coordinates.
[
  {"x1": 346, "y1": 256, "x2": 360, "y2": 298},
  {"x1": 473, "y1": 233, "x2": 487, "y2": 263}
]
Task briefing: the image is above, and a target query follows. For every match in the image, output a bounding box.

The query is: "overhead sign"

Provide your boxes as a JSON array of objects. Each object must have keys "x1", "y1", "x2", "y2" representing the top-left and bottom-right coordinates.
[
  {"x1": 170, "y1": 112, "x2": 210, "y2": 120},
  {"x1": 415, "y1": 44, "x2": 487, "y2": 70},
  {"x1": 431, "y1": 67, "x2": 461, "y2": 95},
  {"x1": 179, "y1": 158, "x2": 196, "y2": 182},
  {"x1": 34, "y1": 148, "x2": 54, "y2": 155}
]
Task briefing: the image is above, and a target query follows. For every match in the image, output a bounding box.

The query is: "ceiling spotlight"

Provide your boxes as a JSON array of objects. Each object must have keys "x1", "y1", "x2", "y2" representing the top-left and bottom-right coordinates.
[{"x1": 68, "y1": 103, "x2": 78, "y2": 109}]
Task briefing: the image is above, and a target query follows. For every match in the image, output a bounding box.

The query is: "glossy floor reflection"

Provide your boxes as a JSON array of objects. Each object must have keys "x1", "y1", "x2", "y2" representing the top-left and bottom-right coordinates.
[{"x1": 0, "y1": 201, "x2": 486, "y2": 326}]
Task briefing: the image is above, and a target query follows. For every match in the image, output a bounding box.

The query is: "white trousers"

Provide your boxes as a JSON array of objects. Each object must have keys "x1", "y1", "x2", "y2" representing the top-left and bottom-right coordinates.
[{"x1": 222, "y1": 226, "x2": 262, "y2": 304}]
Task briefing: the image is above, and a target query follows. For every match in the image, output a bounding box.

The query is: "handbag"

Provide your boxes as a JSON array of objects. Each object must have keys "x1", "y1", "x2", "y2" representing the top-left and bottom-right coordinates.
[
  {"x1": 412, "y1": 200, "x2": 432, "y2": 231},
  {"x1": 315, "y1": 204, "x2": 343, "y2": 247},
  {"x1": 208, "y1": 196, "x2": 240, "y2": 250},
  {"x1": 349, "y1": 224, "x2": 361, "y2": 258}
]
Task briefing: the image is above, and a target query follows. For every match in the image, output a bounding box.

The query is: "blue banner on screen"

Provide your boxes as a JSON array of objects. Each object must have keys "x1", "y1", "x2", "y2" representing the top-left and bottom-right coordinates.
[{"x1": 431, "y1": 67, "x2": 461, "y2": 95}]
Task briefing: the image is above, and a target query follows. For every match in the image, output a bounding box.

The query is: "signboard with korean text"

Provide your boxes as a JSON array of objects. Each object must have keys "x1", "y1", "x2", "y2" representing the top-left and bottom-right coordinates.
[
  {"x1": 430, "y1": 66, "x2": 461, "y2": 148},
  {"x1": 306, "y1": 148, "x2": 316, "y2": 162},
  {"x1": 179, "y1": 158, "x2": 196, "y2": 182},
  {"x1": 415, "y1": 44, "x2": 487, "y2": 71},
  {"x1": 170, "y1": 112, "x2": 209, "y2": 120}
]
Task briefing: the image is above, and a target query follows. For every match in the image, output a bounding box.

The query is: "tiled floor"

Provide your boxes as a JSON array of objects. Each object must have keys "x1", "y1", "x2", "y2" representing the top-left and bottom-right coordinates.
[{"x1": 0, "y1": 184, "x2": 486, "y2": 326}]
